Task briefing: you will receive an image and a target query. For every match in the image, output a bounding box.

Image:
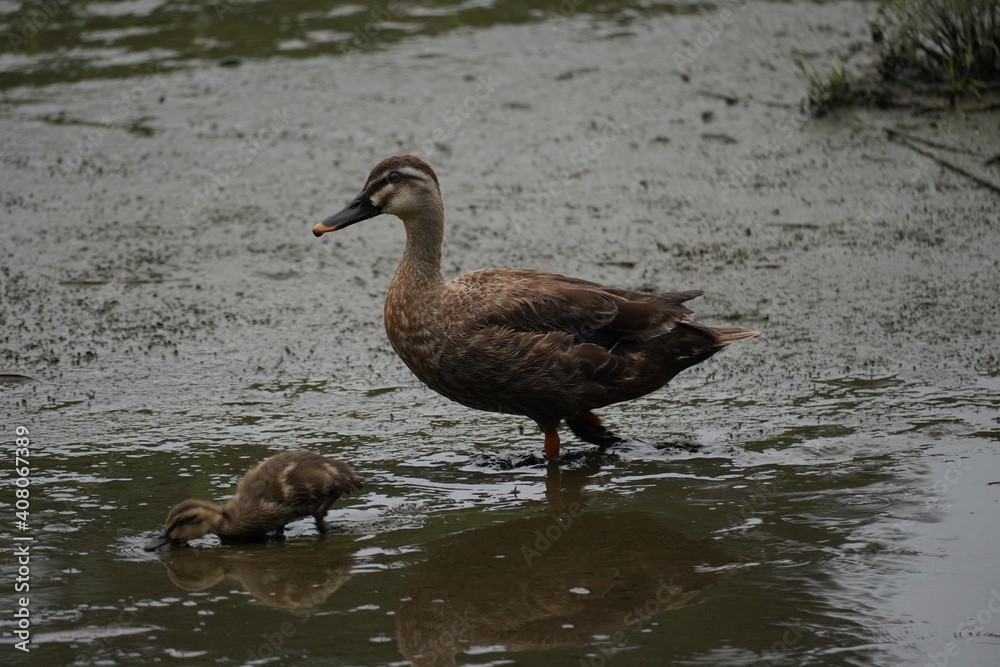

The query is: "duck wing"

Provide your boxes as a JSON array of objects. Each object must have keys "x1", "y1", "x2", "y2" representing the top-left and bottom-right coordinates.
[{"x1": 452, "y1": 268, "x2": 702, "y2": 347}]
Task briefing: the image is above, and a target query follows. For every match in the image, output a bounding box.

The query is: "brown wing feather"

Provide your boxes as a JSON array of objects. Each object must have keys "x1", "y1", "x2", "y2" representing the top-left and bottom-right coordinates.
[
  {"x1": 420, "y1": 326, "x2": 622, "y2": 429},
  {"x1": 452, "y1": 268, "x2": 701, "y2": 345}
]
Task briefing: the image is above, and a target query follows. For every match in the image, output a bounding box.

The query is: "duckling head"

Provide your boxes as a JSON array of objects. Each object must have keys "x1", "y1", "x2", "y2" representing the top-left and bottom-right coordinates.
[
  {"x1": 313, "y1": 155, "x2": 441, "y2": 236},
  {"x1": 144, "y1": 499, "x2": 227, "y2": 551}
]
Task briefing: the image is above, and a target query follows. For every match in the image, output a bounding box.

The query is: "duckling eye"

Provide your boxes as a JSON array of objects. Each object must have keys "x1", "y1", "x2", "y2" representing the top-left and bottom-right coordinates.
[{"x1": 388, "y1": 171, "x2": 401, "y2": 184}]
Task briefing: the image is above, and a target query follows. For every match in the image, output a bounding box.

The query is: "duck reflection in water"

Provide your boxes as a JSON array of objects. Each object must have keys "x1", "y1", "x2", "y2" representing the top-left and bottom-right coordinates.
[
  {"x1": 153, "y1": 542, "x2": 357, "y2": 609},
  {"x1": 396, "y1": 456, "x2": 738, "y2": 666}
]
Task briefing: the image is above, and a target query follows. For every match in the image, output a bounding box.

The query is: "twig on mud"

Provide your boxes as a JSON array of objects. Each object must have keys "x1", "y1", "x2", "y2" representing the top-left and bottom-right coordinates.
[
  {"x1": 967, "y1": 102, "x2": 1000, "y2": 114},
  {"x1": 756, "y1": 99, "x2": 798, "y2": 109},
  {"x1": 696, "y1": 89, "x2": 740, "y2": 106},
  {"x1": 883, "y1": 126, "x2": 985, "y2": 157},
  {"x1": 890, "y1": 133, "x2": 1000, "y2": 195}
]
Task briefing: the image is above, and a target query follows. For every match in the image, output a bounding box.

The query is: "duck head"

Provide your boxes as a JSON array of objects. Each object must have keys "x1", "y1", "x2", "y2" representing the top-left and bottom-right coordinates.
[
  {"x1": 313, "y1": 154, "x2": 441, "y2": 236},
  {"x1": 144, "y1": 499, "x2": 227, "y2": 551}
]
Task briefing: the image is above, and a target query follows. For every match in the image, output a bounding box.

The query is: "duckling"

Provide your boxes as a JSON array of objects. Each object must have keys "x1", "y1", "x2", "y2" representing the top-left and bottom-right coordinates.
[
  {"x1": 144, "y1": 451, "x2": 362, "y2": 550},
  {"x1": 312, "y1": 155, "x2": 760, "y2": 459}
]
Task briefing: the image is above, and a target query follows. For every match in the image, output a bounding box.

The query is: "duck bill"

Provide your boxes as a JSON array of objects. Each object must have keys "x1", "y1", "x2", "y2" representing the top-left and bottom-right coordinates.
[
  {"x1": 313, "y1": 189, "x2": 382, "y2": 237},
  {"x1": 143, "y1": 531, "x2": 173, "y2": 552}
]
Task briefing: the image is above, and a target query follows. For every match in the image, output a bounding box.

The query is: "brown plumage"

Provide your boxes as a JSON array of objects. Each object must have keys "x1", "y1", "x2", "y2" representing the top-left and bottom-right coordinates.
[
  {"x1": 313, "y1": 155, "x2": 760, "y2": 459},
  {"x1": 144, "y1": 451, "x2": 362, "y2": 550}
]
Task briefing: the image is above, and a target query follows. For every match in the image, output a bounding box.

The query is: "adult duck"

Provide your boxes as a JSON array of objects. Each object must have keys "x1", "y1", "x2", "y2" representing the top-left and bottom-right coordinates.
[{"x1": 312, "y1": 155, "x2": 759, "y2": 459}]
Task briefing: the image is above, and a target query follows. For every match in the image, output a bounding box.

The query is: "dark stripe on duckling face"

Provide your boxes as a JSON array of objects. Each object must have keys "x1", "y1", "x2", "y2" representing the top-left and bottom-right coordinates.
[{"x1": 162, "y1": 500, "x2": 220, "y2": 544}]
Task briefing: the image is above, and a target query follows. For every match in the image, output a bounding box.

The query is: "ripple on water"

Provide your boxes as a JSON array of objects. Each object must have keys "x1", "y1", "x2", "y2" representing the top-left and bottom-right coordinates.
[{"x1": 13, "y1": 625, "x2": 163, "y2": 645}]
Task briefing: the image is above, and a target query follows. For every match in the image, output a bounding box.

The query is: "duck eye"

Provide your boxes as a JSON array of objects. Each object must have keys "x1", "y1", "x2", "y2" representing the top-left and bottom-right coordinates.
[{"x1": 388, "y1": 172, "x2": 401, "y2": 184}]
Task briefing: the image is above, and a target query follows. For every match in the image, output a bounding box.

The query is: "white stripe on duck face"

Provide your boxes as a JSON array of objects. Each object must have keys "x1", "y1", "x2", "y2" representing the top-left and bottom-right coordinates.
[
  {"x1": 372, "y1": 166, "x2": 433, "y2": 189},
  {"x1": 397, "y1": 165, "x2": 433, "y2": 182},
  {"x1": 369, "y1": 166, "x2": 435, "y2": 207}
]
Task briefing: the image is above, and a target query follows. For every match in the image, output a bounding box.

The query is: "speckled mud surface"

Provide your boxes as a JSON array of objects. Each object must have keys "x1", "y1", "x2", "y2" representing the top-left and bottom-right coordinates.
[{"x1": 1, "y1": 1, "x2": 999, "y2": 665}]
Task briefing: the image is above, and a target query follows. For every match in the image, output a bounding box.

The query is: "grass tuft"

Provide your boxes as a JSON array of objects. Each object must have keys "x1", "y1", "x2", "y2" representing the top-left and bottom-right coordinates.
[
  {"x1": 799, "y1": 0, "x2": 1000, "y2": 112},
  {"x1": 873, "y1": 0, "x2": 1000, "y2": 90},
  {"x1": 795, "y1": 59, "x2": 867, "y2": 114}
]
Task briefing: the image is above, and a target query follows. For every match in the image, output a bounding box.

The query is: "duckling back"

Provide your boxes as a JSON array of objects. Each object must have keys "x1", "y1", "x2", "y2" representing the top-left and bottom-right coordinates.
[{"x1": 223, "y1": 451, "x2": 362, "y2": 539}]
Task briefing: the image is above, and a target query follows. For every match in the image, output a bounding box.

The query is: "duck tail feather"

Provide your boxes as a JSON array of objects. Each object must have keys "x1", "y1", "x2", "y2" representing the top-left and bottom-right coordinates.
[
  {"x1": 710, "y1": 326, "x2": 762, "y2": 345},
  {"x1": 653, "y1": 290, "x2": 704, "y2": 304}
]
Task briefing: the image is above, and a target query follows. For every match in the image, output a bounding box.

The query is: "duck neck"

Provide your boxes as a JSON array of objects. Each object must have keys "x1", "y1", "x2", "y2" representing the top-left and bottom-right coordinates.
[
  {"x1": 213, "y1": 499, "x2": 251, "y2": 539},
  {"x1": 397, "y1": 202, "x2": 445, "y2": 288},
  {"x1": 193, "y1": 502, "x2": 231, "y2": 537}
]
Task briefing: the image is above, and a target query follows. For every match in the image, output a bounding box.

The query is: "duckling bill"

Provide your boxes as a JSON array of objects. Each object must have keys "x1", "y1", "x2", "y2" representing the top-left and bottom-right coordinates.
[
  {"x1": 144, "y1": 451, "x2": 362, "y2": 551},
  {"x1": 313, "y1": 155, "x2": 760, "y2": 459}
]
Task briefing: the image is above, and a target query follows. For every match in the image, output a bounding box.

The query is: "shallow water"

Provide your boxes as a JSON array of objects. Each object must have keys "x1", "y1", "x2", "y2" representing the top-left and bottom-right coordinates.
[
  {"x1": 2, "y1": 0, "x2": 1000, "y2": 666},
  {"x1": 2, "y1": 369, "x2": 999, "y2": 666},
  {"x1": 0, "y1": 0, "x2": 706, "y2": 91}
]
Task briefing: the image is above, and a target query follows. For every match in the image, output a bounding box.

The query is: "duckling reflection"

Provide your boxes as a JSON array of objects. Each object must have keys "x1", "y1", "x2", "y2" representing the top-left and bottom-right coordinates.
[
  {"x1": 155, "y1": 542, "x2": 356, "y2": 609},
  {"x1": 396, "y1": 459, "x2": 737, "y2": 666}
]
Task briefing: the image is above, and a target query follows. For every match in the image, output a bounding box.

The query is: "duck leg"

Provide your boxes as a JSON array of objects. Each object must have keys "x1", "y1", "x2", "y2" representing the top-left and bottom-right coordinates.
[
  {"x1": 544, "y1": 430, "x2": 561, "y2": 459},
  {"x1": 566, "y1": 412, "x2": 624, "y2": 451},
  {"x1": 313, "y1": 496, "x2": 337, "y2": 533}
]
